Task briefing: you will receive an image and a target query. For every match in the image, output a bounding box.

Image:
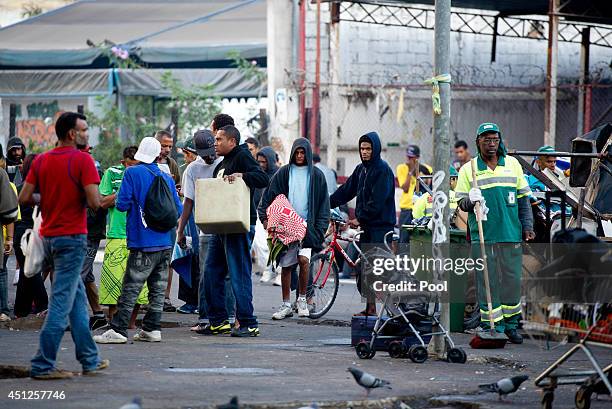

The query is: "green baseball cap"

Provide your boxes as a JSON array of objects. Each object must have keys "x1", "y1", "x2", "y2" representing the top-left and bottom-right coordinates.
[
  {"x1": 537, "y1": 145, "x2": 555, "y2": 154},
  {"x1": 177, "y1": 137, "x2": 197, "y2": 154},
  {"x1": 476, "y1": 122, "x2": 500, "y2": 137},
  {"x1": 449, "y1": 165, "x2": 458, "y2": 177}
]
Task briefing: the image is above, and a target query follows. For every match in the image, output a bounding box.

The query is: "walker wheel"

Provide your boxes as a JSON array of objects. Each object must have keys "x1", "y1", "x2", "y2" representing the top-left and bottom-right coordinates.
[
  {"x1": 575, "y1": 386, "x2": 592, "y2": 409},
  {"x1": 356, "y1": 341, "x2": 375, "y2": 359},
  {"x1": 408, "y1": 345, "x2": 428, "y2": 363},
  {"x1": 388, "y1": 341, "x2": 405, "y2": 359},
  {"x1": 447, "y1": 347, "x2": 467, "y2": 364},
  {"x1": 541, "y1": 390, "x2": 554, "y2": 409}
]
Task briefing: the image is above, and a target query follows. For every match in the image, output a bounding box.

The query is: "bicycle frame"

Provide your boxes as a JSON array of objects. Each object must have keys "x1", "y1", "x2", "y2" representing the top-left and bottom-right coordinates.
[{"x1": 312, "y1": 222, "x2": 361, "y2": 288}]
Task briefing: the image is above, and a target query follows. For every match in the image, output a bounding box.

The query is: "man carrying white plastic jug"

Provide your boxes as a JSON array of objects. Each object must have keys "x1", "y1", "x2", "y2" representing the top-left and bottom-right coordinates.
[{"x1": 199, "y1": 125, "x2": 269, "y2": 337}]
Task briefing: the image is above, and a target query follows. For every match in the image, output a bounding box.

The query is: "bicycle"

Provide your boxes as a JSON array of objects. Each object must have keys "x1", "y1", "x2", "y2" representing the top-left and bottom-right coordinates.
[{"x1": 307, "y1": 213, "x2": 364, "y2": 319}]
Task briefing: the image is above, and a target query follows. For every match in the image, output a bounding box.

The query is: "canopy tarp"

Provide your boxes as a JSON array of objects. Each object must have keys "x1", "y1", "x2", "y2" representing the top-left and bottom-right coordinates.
[
  {"x1": 0, "y1": 0, "x2": 266, "y2": 68},
  {"x1": 0, "y1": 70, "x2": 111, "y2": 97},
  {"x1": 0, "y1": 68, "x2": 265, "y2": 98}
]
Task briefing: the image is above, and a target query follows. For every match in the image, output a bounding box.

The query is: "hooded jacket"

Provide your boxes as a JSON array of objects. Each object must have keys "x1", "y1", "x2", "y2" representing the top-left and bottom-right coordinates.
[
  {"x1": 7, "y1": 137, "x2": 25, "y2": 165},
  {"x1": 253, "y1": 146, "x2": 280, "y2": 208},
  {"x1": 6, "y1": 137, "x2": 25, "y2": 184},
  {"x1": 258, "y1": 138, "x2": 330, "y2": 250},
  {"x1": 330, "y1": 132, "x2": 396, "y2": 229},
  {"x1": 214, "y1": 143, "x2": 269, "y2": 225}
]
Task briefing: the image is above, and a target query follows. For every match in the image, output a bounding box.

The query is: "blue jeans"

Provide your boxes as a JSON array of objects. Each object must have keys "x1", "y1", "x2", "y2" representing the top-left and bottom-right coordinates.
[
  {"x1": 204, "y1": 227, "x2": 256, "y2": 328},
  {"x1": 398, "y1": 209, "x2": 413, "y2": 243},
  {"x1": 0, "y1": 253, "x2": 9, "y2": 315},
  {"x1": 198, "y1": 234, "x2": 235, "y2": 322},
  {"x1": 31, "y1": 235, "x2": 100, "y2": 376}
]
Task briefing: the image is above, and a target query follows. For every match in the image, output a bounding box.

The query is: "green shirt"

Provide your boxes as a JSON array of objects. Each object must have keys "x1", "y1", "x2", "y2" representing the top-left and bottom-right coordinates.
[
  {"x1": 455, "y1": 155, "x2": 531, "y2": 243},
  {"x1": 99, "y1": 165, "x2": 127, "y2": 239}
]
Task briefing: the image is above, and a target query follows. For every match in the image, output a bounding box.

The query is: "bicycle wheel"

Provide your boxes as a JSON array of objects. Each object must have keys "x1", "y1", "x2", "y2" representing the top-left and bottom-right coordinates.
[{"x1": 307, "y1": 252, "x2": 340, "y2": 319}]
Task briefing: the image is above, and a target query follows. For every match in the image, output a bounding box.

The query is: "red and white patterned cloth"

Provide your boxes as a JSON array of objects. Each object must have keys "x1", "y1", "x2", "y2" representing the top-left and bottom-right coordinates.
[{"x1": 266, "y1": 194, "x2": 307, "y2": 245}]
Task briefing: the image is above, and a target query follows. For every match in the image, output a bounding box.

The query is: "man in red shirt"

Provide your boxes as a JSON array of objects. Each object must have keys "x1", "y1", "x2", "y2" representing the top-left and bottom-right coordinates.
[{"x1": 19, "y1": 112, "x2": 108, "y2": 380}]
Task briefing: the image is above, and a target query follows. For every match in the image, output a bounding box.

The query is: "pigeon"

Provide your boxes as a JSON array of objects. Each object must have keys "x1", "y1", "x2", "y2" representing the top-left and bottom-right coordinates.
[
  {"x1": 217, "y1": 396, "x2": 240, "y2": 409},
  {"x1": 479, "y1": 375, "x2": 529, "y2": 400},
  {"x1": 347, "y1": 367, "x2": 392, "y2": 397},
  {"x1": 118, "y1": 397, "x2": 142, "y2": 409}
]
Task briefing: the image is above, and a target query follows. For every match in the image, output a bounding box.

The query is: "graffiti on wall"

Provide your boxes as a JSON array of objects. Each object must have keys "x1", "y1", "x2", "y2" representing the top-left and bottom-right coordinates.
[{"x1": 15, "y1": 101, "x2": 62, "y2": 151}]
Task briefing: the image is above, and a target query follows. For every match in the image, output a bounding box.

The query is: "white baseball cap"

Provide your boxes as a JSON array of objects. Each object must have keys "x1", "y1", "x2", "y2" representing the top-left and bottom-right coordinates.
[{"x1": 134, "y1": 137, "x2": 161, "y2": 164}]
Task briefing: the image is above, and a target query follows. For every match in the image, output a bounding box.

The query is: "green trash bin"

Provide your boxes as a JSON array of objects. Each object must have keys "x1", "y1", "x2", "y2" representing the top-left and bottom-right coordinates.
[{"x1": 400, "y1": 225, "x2": 468, "y2": 332}]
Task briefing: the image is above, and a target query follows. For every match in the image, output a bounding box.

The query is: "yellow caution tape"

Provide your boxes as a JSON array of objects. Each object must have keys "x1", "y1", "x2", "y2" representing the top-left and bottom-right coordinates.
[{"x1": 424, "y1": 74, "x2": 451, "y2": 115}]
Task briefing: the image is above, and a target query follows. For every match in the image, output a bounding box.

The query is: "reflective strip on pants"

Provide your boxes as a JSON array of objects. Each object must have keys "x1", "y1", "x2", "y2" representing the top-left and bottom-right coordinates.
[
  {"x1": 502, "y1": 303, "x2": 521, "y2": 318},
  {"x1": 480, "y1": 306, "x2": 504, "y2": 323}
]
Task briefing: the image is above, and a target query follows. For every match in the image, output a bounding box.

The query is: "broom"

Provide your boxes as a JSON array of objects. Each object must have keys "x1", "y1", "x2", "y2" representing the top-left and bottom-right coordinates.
[{"x1": 468, "y1": 158, "x2": 508, "y2": 349}]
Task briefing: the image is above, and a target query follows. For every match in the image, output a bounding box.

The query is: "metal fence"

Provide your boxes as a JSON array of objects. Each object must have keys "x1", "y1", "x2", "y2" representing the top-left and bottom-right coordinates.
[{"x1": 308, "y1": 80, "x2": 611, "y2": 174}]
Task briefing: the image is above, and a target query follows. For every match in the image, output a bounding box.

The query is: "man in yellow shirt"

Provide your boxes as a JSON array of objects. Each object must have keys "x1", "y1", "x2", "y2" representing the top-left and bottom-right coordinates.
[{"x1": 396, "y1": 145, "x2": 432, "y2": 243}]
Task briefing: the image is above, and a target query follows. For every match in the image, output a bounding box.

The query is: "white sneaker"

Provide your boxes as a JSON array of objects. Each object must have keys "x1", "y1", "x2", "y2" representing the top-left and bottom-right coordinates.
[
  {"x1": 296, "y1": 297, "x2": 310, "y2": 317},
  {"x1": 93, "y1": 329, "x2": 127, "y2": 344},
  {"x1": 272, "y1": 303, "x2": 293, "y2": 320},
  {"x1": 0, "y1": 313, "x2": 11, "y2": 322},
  {"x1": 133, "y1": 329, "x2": 161, "y2": 342},
  {"x1": 273, "y1": 273, "x2": 282, "y2": 287},
  {"x1": 260, "y1": 268, "x2": 275, "y2": 283}
]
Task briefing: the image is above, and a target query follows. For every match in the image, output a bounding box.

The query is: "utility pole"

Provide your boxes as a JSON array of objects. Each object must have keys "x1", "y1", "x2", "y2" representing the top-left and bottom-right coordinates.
[
  {"x1": 328, "y1": 2, "x2": 340, "y2": 172},
  {"x1": 544, "y1": 0, "x2": 559, "y2": 147},
  {"x1": 577, "y1": 27, "x2": 590, "y2": 136},
  {"x1": 431, "y1": 0, "x2": 451, "y2": 359}
]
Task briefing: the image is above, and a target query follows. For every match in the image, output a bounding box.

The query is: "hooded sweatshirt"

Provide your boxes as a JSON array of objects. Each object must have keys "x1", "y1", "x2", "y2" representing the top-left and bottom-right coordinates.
[
  {"x1": 330, "y1": 132, "x2": 396, "y2": 229},
  {"x1": 253, "y1": 146, "x2": 280, "y2": 208},
  {"x1": 213, "y1": 143, "x2": 269, "y2": 226},
  {"x1": 6, "y1": 137, "x2": 25, "y2": 165},
  {"x1": 258, "y1": 138, "x2": 330, "y2": 250},
  {"x1": 6, "y1": 137, "x2": 25, "y2": 184}
]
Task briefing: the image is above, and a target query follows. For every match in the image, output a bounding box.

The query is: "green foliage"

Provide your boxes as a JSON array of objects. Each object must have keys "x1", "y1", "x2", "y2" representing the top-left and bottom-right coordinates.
[
  {"x1": 160, "y1": 71, "x2": 222, "y2": 139},
  {"x1": 87, "y1": 72, "x2": 222, "y2": 170},
  {"x1": 21, "y1": 3, "x2": 44, "y2": 18},
  {"x1": 86, "y1": 40, "x2": 142, "y2": 70},
  {"x1": 227, "y1": 51, "x2": 267, "y2": 84}
]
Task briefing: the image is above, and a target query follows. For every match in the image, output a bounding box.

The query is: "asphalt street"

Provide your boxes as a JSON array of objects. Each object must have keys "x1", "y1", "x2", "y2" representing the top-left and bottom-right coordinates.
[{"x1": 0, "y1": 247, "x2": 610, "y2": 409}]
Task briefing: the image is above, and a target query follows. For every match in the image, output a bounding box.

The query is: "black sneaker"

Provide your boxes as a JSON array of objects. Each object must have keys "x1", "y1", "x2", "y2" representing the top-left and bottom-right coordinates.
[
  {"x1": 195, "y1": 321, "x2": 232, "y2": 335},
  {"x1": 230, "y1": 326, "x2": 260, "y2": 337},
  {"x1": 89, "y1": 316, "x2": 108, "y2": 331},
  {"x1": 505, "y1": 329, "x2": 523, "y2": 344},
  {"x1": 163, "y1": 299, "x2": 177, "y2": 312}
]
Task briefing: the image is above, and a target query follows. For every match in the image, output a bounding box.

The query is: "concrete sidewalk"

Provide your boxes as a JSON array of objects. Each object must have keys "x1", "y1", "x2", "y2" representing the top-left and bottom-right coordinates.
[
  {"x1": 1, "y1": 310, "x2": 611, "y2": 409},
  {"x1": 1, "y1": 258, "x2": 611, "y2": 408}
]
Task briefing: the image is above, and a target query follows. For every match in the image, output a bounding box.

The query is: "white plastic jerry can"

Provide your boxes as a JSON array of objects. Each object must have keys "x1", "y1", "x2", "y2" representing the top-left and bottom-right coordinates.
[{"x1": 194, "y1": 178, "x2": 250, "y2": 234}]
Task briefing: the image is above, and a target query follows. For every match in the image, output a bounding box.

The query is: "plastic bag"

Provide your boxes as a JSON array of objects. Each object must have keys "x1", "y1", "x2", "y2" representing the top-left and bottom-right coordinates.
[{"x1": 21, "y1": 206, "x2": 46, "y2": 278}]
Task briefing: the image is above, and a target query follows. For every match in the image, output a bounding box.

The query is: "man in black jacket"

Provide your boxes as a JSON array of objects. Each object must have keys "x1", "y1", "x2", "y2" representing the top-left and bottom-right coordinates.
[
  {"x1": 198, "y1": 125, "x2": 269, "y2": 338},
  {"x1": 330, "y1": 132, "x2": 396, "y2": 315},
  {"x1": 6, "y1": 137, "x2": 26, "y2": 185},
  {"x1": 258, "y1": 138, "x2": 330, "y2": 319}
]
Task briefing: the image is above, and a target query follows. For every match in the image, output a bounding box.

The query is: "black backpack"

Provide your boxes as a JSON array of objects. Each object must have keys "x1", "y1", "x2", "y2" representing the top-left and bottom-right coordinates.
[{"x1": 143, "y1": 167, "x2": 178, "y2": 232}]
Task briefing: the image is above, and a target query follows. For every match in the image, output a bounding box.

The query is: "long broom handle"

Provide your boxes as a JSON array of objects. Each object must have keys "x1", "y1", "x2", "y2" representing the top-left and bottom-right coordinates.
[{"x1": 471, "y1": 159, "x2": 496, "y2": 336}]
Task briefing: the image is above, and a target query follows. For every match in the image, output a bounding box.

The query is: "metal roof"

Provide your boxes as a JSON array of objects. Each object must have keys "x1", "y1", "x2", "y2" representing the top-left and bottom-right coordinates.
[
  {"x1": 336, "y1": 0, "x2": 612, "y2": 24},
  {"x1": 0, "y1": 0, "x2": 266, "y2": 68}
]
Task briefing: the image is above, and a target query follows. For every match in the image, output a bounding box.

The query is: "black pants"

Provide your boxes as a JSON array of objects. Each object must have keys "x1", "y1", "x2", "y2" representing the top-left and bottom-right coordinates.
[
  {"x1": 178, "y1": 254, "x2": 200, "y2": 306},
  {"x1": 13, "y1": 226, "x2": 48, "y2": 317},
  {"x1": 357, "y1": 226, "x2": 393, "y2": 300}
]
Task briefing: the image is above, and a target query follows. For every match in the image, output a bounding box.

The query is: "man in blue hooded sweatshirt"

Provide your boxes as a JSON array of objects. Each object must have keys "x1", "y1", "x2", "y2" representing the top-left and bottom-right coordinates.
[{"x1": 330, "y1": 132, "x2": 396, "y2": 315}]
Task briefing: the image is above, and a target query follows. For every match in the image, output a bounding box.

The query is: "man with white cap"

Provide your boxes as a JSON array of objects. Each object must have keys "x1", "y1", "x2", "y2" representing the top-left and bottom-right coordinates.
[{"x1": 94, "y1": 137, "x2": 182, "y2": 344}]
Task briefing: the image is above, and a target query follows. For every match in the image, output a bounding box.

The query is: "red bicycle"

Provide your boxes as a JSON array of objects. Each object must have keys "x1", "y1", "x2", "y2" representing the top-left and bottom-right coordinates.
[{"x1": 307, "y1": 214, "x2": 363, "y2": 318}]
